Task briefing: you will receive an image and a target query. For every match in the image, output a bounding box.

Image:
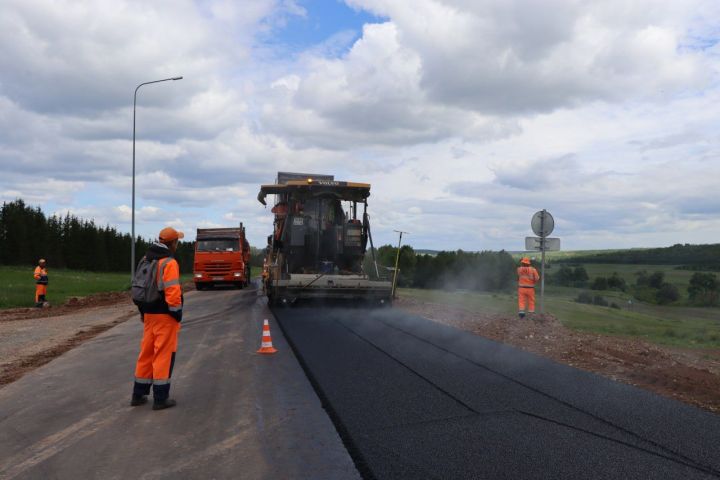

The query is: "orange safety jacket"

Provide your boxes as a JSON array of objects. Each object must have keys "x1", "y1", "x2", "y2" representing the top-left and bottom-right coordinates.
[
  {"x1": 34, "y1": 266, "x2": 48, "y2": 285},
  {"x1": 157, "y1": 257, "x2": 183, "y2": 314},
  {"x1": 517, "y1": 266, "x2": 539, "y2": 287},
  {"x1": 140, "y1": 243, "x2": 183, "y2": 315}
]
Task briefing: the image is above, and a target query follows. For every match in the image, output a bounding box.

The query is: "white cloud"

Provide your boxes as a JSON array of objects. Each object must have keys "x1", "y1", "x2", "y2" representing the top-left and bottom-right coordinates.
[
  {"x1": 346, "y1": 0, "x2": 709, "y2": 113},
  {"x1": 1, "y1": 0, "x2": 719, "y2": 251}
]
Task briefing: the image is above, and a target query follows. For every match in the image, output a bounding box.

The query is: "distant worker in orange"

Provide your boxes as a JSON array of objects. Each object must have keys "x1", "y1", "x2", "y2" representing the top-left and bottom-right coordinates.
[
  {"x1": 33, "y1": 259, "x2": 49, "y2": 308},
  {"x1": 131, "y1": 227, "x2": 185, "y2": 410},
  {"x1": 517, "y1": 257, "x2": 540, "y2": 319}
]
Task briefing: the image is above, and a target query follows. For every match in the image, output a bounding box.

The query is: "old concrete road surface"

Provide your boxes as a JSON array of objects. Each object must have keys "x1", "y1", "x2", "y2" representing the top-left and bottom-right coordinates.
[
  {"x1": 0, "y1": 284, "x2": 359, "y2": 480},
  {"x1": 274, "y1": 307, "x2": 720, "y2": 480}
]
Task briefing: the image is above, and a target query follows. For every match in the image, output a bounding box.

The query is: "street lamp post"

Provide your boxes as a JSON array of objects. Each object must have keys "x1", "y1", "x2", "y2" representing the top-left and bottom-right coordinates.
[{"x1": 131, "y1": 76, "x2": 183, "y2": 282}]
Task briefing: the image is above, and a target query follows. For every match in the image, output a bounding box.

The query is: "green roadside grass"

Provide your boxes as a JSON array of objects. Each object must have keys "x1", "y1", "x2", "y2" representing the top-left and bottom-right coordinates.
[
  {"x1": 0, "y1": 266, "x2": 193, "y2": 309},
  {"x1": 399, "y1": 286, "x2": 720, "y2": 349}
]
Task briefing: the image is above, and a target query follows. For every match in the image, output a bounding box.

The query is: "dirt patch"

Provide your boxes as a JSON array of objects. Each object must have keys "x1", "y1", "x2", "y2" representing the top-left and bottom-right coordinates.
[
  {"x1": 397, "y1": 296, "x2": 720, "y2": 413},
  {"x1": 0, "y1": 284, "x2": 196, "y2": 388},
  {"x1": 0, "y1": 314, "x2": 133, "y2": 387},
  {"x1": 0, "y1": 291, "x2": 131, "y2": 322},
  {"x1": 0, "y1": 281, "x2": 195, "y2": 322}
]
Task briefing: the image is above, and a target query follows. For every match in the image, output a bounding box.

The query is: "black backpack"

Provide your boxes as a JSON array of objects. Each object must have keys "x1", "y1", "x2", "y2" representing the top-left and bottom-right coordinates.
[{"x1": 132, "y1": 257, "x2": 162, "y2": 308}]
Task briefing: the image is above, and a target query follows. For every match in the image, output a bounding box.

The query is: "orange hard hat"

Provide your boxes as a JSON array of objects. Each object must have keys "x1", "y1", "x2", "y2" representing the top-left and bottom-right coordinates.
[
  {"x1": 520, "y1": 257, "x2": 531, "y2": 265},
  {"x1": 159, "y1": 227, "x2": 184, "y2": 243}
]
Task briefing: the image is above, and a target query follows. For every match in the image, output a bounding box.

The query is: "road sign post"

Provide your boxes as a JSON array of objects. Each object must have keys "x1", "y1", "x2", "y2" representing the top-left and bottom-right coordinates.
[
  {"x1": 541, "y1": 237, "x2": 546, "y2": 314},
  {"x1": 528, "y1": 210, "x2": 557, "y2": 314}
]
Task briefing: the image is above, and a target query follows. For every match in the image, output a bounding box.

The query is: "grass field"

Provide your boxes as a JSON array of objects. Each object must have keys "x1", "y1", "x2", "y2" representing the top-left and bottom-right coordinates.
[
  {"x1": 0, "y1": 266, "x2": 131, "y2": 308},
  {"x1": 399, "y1": 284, "x2": 720, "y2": 349},
  {"x1": 0, "y1": 266, "x2": 193, "y2": 309},
  {"x1": 546, "y1": 263, "x2": 712, "y2": 303}
]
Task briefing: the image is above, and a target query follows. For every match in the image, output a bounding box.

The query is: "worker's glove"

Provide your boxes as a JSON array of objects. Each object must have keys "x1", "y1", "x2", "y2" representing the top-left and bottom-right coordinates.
[{"x1": 169, "y1": 310, "x2": 183, "y2": 323}]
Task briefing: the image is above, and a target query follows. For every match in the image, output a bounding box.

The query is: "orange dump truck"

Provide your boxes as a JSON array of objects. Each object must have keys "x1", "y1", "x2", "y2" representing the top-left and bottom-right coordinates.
[{"x1": 193, "y1": 225, "x2": 251, "y2": 290}]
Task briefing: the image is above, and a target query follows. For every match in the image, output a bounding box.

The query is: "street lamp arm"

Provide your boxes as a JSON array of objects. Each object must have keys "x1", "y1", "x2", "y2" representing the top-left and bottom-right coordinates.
[{"x1": 135, "y1": 76, "x2": 183, "y2": 94}]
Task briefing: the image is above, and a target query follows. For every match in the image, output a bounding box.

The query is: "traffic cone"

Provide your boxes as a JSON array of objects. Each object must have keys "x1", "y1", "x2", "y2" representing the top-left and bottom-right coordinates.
[{"x1": 257, "y1": 319, "x2": 278, "y2": 354}]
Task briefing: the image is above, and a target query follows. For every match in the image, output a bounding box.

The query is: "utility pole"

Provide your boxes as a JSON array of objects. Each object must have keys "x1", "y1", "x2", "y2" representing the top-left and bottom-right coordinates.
[
  {"x1": 391, "y1": 230, "x2": 409, "y2": 299},
  {"x1": 131, "y1": 76, "x2": 183, "y2": 282},
  {"x1": 540, "y1": 211, "x2": 546, "y2": 314}
]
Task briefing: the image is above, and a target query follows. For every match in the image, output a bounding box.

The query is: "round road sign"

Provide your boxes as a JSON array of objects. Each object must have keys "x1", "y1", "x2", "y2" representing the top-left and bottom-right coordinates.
[{"x1": 531, "y1": 210, "x2": 554, "y2": 237}]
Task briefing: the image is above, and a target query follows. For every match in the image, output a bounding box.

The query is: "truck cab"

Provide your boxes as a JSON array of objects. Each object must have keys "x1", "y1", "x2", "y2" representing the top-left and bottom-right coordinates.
[{"x1": 193, "y1": 225, "x2": 251, "y2": 290}]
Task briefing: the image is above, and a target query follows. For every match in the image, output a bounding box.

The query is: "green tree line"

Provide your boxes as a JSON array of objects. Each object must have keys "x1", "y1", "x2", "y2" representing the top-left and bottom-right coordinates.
[
  {"x1": 366, "y1": 244, "x2": 517, "y2": 292},
  {"x1": 558, "y1": 243, "x2": 720, "y2": 269},
  {"x1": 0, "y1": 199, "x2": 195, "y2": 273}
]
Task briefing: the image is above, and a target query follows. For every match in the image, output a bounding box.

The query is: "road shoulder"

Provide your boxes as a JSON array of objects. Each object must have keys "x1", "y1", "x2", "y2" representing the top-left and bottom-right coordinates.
[{"x1": 397, "y1": 295, "x2": 720, "y2": 413}]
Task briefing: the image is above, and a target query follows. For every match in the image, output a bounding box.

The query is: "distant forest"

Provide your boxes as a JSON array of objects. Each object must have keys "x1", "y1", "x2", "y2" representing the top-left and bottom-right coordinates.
[
  {"x1": 368, "y1": 245, "x2": 517, "y2": 292},
  {"x1": 0, "y1": 199, "x2": 195, "y2": 273},
  {"x1": 557, "y1": 244, "x2": 720, "y2": 269}
]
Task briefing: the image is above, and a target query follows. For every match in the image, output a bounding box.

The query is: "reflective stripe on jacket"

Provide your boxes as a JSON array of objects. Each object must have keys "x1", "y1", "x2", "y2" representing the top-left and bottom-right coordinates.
[
  {"x1": 157, "y1": 257, "x2": 183, "y2": 312},
  {"x1": 517, "y1": 266, "x2": 539, "y2": 287}
]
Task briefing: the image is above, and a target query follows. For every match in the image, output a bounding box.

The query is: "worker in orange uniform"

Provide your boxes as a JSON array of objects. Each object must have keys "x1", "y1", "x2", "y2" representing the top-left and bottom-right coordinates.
[
  {"x1": 517, "y1": 257, "x2": 540, "y2": 319},
  {"x1": 261, "y1": 258, "x2": 269, "y2": 293},
  {"x1": 131, "y1": 227, "x2": 184, "y2": 410},
  {"x1": 33, "y1": 259, "x2": 49, "y2": 307}
]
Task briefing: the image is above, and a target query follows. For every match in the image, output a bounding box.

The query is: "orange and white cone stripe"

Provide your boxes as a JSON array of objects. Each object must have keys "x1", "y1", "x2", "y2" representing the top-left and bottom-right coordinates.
[{"x1": 257, "y1": 319, "x2": 278, "y2": 354}]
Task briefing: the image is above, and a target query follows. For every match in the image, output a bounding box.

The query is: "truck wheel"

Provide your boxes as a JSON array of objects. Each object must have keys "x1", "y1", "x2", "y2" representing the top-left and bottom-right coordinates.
[{"x1": 195, "y1": 283, "x2": 204, "y2": 291}]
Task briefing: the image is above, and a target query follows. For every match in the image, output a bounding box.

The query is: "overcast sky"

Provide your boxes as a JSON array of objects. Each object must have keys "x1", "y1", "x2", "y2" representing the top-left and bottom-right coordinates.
[{"x1": 1, "y1": 0, "x2": 719, "y2": 251}]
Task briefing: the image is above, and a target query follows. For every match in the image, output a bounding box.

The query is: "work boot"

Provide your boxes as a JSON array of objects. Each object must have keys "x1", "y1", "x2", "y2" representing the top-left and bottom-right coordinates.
[
  {"x1": 130, "y1": 394, "x2": 148, "y2": 406},
  {"x1": 152, "y1": 399, "x2": 177, "y2": 410},
  {"x1": 518, "y1": 312, "x2": 526, "y2": 319}
]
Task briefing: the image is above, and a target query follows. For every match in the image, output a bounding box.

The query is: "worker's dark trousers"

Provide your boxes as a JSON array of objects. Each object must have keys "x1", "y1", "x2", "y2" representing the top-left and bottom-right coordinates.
[{"x1": 133, "y1": 314, "x2": 180, "y2": 402}]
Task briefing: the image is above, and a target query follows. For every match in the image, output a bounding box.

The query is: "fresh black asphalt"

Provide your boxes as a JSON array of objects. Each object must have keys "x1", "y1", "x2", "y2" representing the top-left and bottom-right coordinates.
[{"x1": 273, "y1": 306, "x2": 720, "y2": 480}]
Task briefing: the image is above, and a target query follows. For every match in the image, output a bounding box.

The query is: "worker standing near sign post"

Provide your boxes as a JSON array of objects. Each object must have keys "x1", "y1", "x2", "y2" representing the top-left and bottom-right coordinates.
[
  {"x1": 517, "y1": 257, "x2": 540, "y2": 319},
  {"x1": 526, "y1": 209, "x2": 558, "y2": 314}
]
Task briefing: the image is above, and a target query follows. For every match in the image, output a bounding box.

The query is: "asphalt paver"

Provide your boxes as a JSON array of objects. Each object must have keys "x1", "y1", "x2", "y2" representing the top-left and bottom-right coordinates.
[
  {"x1": 0, "y1": 285, "x2": 359, "y2": 480},
  {"x1": 273, "y1": 306, "x2": 720, "y2": 480}
]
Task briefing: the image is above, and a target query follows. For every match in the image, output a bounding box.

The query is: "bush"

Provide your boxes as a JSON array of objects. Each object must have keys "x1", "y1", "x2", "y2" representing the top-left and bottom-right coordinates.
[
  {"x1": 573, "y1": 266, "x2": 589, "y2": 287},
  {"x1": 607, "y1": 273, "x2": 627, "y2": 292},
  {"x1": 610, "y1": 302, "x2": 621, "y2": 309},
  {"x1": 593, "y1": 295, "x2": 609, "y2": 307},
  {"x1": 687, "y1": 272, "x2": 719, "y2": 306},
  {"x1": 656, "y1": 283, "x2": 680, "y2": 305},
  {"x1": 552, "y1": 265, "x2": 589, "y2": 287},
  {"x1": 648, "y1": 271, "x2": 665, "y2": 289},
  {"x1": 591, "y1": 277, "x2": 608, "y2": 290},
  {"x1": 575, "y1": 292, "x2": 594, "y2": 304},
  {"x1": 575, "y1": 291, "x2": 610, "y2": 307}
]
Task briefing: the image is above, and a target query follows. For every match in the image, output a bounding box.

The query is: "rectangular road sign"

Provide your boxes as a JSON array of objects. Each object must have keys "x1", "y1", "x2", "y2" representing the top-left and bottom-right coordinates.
[{"x1": 525, "y1": 237, "x2": 561, "y2": 251}]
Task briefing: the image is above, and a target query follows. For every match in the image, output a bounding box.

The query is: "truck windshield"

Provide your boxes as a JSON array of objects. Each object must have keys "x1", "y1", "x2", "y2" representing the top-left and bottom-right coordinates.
[{"x1": 197, "y1": 239, "x2": 237, "y2": 252}]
